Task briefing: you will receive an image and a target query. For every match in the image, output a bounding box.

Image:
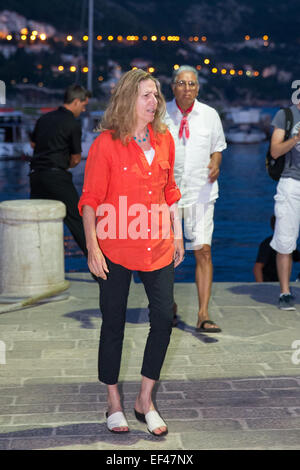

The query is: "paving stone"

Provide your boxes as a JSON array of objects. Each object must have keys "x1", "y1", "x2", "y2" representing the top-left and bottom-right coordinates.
[
  {"x1": 1, "y1": 279, "x2": 300, "y2": 449},
  {"x1": 16, "y1": 394, "x2": 98, "y2": 405},
  {"x1": 0, "y1": 440, "x2": 10, "y2": 449},
  {"x1": 180, "y1": 430, "x2": 300, "y2": 450},
  {"x1": 245, "y1": 417, "x2": 300, "y2": 430},
  {"x1": 0, "y1": 425, "x2": 54, "y2": 437},
  {"x1": 0, "y1": 404, "x2": 56, "y2": 414},
  {"x1": 232, "y1": 379, "x2": 300, "y2": 389},
  {"x1": 201, "y1": 407, "x2": 293, "y2": 419}
]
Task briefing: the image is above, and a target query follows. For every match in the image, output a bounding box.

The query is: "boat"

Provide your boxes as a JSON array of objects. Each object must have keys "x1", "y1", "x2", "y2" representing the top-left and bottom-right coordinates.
[
  {"x1": 0, "y1": 109, "x2": 32, "y2": 159},
  {"x1": 225, "y1": 108, "x2": 267, "y2": 144}
]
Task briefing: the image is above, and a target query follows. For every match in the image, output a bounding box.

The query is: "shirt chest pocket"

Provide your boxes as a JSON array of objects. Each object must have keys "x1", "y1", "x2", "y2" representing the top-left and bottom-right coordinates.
[{"x1": 158, "y1": 160, "x2": 170, "y2": 185}]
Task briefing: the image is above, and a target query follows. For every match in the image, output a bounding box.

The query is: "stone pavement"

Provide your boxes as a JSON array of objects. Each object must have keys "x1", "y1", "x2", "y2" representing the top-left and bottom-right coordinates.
[{"x1": 0, "y1": 274, "x2": 300, "y2": 450}]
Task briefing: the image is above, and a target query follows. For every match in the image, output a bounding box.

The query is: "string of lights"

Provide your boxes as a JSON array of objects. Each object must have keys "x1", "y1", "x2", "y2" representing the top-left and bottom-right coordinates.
[{"x1": 2, "y1": 31, "x2": 270, "y2": 44}]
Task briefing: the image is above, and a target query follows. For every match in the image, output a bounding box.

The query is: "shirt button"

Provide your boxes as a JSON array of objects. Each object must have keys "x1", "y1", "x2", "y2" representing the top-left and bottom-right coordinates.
[{"x1": 147, "y1": 228, "x2": 151, "y2": 232}]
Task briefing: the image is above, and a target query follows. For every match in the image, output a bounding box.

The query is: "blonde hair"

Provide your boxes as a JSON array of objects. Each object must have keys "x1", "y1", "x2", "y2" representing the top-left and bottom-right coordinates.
[{"x1": 99, "y1": 69, "x2": 167, "y2": 144}]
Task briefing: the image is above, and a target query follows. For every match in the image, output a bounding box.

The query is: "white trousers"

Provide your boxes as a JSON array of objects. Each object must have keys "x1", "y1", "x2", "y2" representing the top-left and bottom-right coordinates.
[{"x1": 270, "y1": 177, "x2": 300, "y2": 254}]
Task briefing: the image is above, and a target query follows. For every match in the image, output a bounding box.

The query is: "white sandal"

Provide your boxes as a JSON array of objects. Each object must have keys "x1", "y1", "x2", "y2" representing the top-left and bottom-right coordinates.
[
  {"x1": 134, "y1": 409, "x2": 168, "y2": 436},
  {"x1": 106, "y1": 411, "x2": 129, "y2": 433}
]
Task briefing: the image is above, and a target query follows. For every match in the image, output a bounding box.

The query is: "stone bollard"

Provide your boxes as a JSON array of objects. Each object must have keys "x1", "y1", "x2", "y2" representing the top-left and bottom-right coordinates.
[{"x1": 0, "y1": 199, "x2": 67, "y2": 300}]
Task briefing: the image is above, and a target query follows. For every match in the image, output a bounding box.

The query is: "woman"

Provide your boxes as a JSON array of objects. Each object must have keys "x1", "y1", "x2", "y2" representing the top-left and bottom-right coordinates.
[{"x1": 78, "y1": 69, "x2": 184, "y2": 436}]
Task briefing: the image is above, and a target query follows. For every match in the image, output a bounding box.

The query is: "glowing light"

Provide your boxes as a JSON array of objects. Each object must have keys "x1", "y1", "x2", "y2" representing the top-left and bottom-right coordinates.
[
  {"x1": 117, "y1": 35, "x2": 123, "y2": 41},
  {"x1": 173, "y1": 64, "x2": 180, "y2": 70},
  {"x1": 98, "y1": 76, "x2": 104, "y2": 81},
  {"x1": 194, "y1": 36, "x2": 199, "y2": 42},
  {"x1": 204, "y1": 58, "x2": 210, "y2": 64},
  {"x1": 6, "y1": 35, "x2": 12, "y2": 41},
  {"x1": 229, "y1": 69, "x2": 236, "y2": 75},
  {"x1": 212, "y1": 67, "x2": 218, "y2": 73},
  {"x1": 58, "y1": 65, "x2": 64, "y2": 71},
  {"x1": 83, "y1": 35, "x2": 89, "y2": 41},
  {"x1": 70, "y1": 66, "x2": 77, "y2": 72},
  {"x1": 21, "y1": 35, "x2": 27, "y2": 41},
  {"x1": 20, "y1": 28, "x2": 28, "y2": 35},
  {"x1": 245, "y1": 35, "x2": 250, "y2": 40},
  {"x1": 148, "y1": 67, "x2": 155, "y2": 73},
  {"x1": 37, "y1": 64, "x2": 43, "y2": 70},
  {"x1": 40, "y1": 34, "x2": 46, "y2": 41},
  {"x1": 263, "y1": 35, "x2": 269, "y2": 41},
  {"x1": 221, "y1": 68, "x2": 227, "y2": 74},
  {"x1": 201, "y1": 36, "x2": 207, "y2": 42},
  {"x1": 108, "y1": 35, "x2": 114, "y2": 41},
  {"x1": 132, "y1": 66, "x2": 138, "y2": 70},
  {"x1": 97, "y1": 35, "x2": 102, "y2": 41},
  {"x1": 246, "y1": 70, "x2": 251, "y2": 76},
  {"x1": 82, "y1": 67, "x2": 89, "y2": 73},
  {"x1": 30, "y1": 35, "x2": 36, "y2": 40},
  {"x1": 142, "y1": 36, "x2": 148, "y2": 40},
  {"x1": 254, "y1": 71, "x2": 260, "y2": 76},
  {"x1": 161, "y1": 36, "x2": 166, "y2": 41},
  {"x1": 238, "y1": 70, "x2": 243, "y2": 75},
  {"x1": 196, "y1": 65, "x2": 202, "y2": 70},
  {"x1": 151, "y1": 36, "x2": 157, "y2": 41},
  {"x1": 67, "y1": 35, "x2": 73, "y2": 41}
]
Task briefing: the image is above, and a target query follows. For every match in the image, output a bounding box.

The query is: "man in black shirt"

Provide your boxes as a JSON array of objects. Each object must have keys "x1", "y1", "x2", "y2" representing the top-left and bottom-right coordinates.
[
  {"x1": 254, "y1": 216, "x2": 300, "y2": 282},
  {"x1": 30, "y1": 84, "x2": 91, "y2": 256}
]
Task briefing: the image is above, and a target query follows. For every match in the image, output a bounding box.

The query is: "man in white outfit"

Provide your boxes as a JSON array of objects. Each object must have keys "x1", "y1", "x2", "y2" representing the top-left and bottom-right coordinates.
[
  {"x1": 165, "y1": 65, "x2": 227, "y2": 332},
  {"x1": 270, "y1": 102, "x2": 300, "y2": 310}
]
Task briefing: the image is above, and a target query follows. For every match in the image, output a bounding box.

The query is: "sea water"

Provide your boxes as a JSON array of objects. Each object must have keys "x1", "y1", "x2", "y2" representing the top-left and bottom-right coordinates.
[{"x1": 0, "y1": 141, "x2": 299, "y2": 282}]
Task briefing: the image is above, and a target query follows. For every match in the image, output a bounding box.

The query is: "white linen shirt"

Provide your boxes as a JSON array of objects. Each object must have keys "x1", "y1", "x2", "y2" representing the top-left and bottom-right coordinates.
[{"x1": 165, "y1": 98, "x2": 227, "y2": 207}]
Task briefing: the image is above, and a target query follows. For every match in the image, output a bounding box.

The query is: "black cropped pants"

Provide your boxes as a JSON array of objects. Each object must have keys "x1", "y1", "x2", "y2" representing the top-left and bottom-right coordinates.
[{"x1": 97, "y1": 257, "x2": 174, "y2": 385}]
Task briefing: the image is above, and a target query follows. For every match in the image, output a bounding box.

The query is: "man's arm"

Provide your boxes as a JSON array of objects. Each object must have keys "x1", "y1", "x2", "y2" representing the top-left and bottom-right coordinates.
[
  {"x1": 69, "y1": 153, "x2": 81, "y2": 168},
  {"x1": 270, "y1": 127, "x2": 300, "y2": 159},
  {"x1": 208, "y1": 151, "x2": 222, "y2": 183}
]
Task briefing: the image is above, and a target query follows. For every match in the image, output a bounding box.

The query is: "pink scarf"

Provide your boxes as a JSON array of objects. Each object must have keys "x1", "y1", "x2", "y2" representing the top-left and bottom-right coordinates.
[{"x1": 176, "y1": 101, "x2": 194, "y2": 139}]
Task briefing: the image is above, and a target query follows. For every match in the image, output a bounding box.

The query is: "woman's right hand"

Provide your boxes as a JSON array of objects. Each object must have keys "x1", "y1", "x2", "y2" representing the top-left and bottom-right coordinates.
[{"x1": 88, "y1": 246, "x2": 109, "y2": 280}]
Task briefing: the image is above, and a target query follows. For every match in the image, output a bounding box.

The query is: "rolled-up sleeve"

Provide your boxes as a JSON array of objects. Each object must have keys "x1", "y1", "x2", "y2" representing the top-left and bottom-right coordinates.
[
  {"x1": 211, "y1": 111, "x2": 227, "y2": 154},
  {"x1": 78, "y1": 133, "x2": 111, "y2": 215},
  {"x1": 164, "y1": 133, "x2": 181, "y2": 206}
]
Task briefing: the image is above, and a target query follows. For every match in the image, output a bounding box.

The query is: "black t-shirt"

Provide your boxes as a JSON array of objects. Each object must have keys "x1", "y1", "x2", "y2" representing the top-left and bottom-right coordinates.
[
  {"x1": 256, "y1": 235, "x2": 300, "y2": 281},
  {"x1": 30, "y1": 106, "x2": 82, "y2": 170}
]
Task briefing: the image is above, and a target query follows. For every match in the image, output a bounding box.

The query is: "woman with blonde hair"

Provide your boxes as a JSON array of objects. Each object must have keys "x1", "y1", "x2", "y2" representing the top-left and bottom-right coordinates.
[{"x1": 78, "y1": 69, "x2": 184, "y2": 436}]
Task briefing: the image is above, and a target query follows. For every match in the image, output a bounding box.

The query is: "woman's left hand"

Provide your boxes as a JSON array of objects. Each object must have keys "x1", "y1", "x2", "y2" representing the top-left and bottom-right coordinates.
[{"x1": 174, "y1": 238, "x2": 185, "y2": 268}]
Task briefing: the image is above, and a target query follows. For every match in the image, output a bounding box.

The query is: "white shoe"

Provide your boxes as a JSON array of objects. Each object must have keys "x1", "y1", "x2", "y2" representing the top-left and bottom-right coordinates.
[
  {"x1": 134, "y1": 409, "x2": 168, "y2": 436},
  {"x1": 106, "y1": 411, "x2": 129, "y2": 433}
]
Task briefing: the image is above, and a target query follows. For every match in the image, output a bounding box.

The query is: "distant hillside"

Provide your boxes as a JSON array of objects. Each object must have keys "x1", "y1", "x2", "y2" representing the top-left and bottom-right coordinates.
[{"x1": 1, "y1": 0, "x2": 300, "y2": 41}]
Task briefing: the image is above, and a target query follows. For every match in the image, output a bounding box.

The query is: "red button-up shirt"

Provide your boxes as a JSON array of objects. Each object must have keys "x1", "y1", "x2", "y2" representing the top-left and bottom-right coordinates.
[{"x1": 78, "y1": 124, "x2": 181, "y2": 271}]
